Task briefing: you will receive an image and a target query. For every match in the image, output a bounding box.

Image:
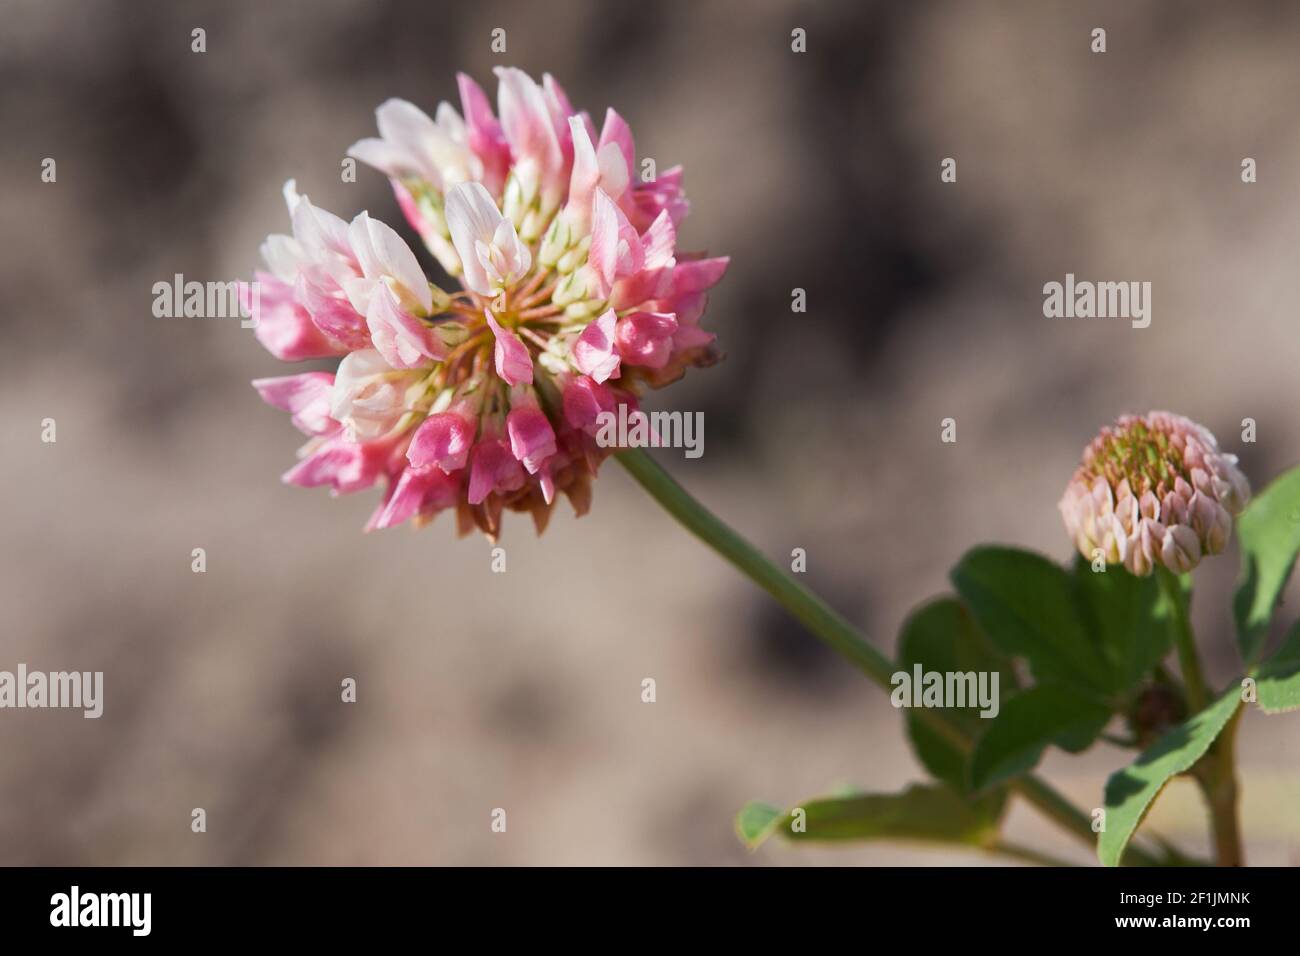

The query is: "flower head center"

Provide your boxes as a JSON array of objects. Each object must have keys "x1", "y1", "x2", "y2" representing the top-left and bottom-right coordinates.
[{"x1": 1085, "y1": 418, "x2": 1190, "y2": 499}]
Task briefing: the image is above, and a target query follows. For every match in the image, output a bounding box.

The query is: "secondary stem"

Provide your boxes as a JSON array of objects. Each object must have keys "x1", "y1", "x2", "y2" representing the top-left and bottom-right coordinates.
[
  {"x1": 1205, "y1": 710, "x2": 1246, "y2": 866},
  {"x1": 989, "y1": 840, "x2": 1080, "y2": 868},
  {"x1": 1154, "y1": 566, "x2": 1245, "y2": 866},
  {"x1": 616, "y1": 448, "x2": 1160, "y2": 866}
]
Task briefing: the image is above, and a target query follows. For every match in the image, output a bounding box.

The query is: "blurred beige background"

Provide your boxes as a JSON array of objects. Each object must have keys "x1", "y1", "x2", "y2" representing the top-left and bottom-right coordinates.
[{"x1": 1, "y1": 0, "x2": 1298, "y2": 864}]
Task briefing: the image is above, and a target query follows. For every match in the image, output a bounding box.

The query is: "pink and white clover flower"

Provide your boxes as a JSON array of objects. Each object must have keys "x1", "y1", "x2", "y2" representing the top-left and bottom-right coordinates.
[{"x1": 249, "y1": 68, "x2": 727, "y2": 538}]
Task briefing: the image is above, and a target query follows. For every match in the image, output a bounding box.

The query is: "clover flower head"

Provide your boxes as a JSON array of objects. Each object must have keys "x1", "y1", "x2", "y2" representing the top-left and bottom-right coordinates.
[
  {"x1": 1059, "y1": 411, "x2": 1250, "y2": 576},
  {"x1": 246, "y1": 68, "x2": 727, "y2": 538}
]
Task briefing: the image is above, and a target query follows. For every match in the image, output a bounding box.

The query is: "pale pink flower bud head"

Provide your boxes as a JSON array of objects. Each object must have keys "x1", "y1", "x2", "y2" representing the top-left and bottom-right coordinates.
[{"x1": 1059, "y1": 412, "x2": 1250, "y2": 576}]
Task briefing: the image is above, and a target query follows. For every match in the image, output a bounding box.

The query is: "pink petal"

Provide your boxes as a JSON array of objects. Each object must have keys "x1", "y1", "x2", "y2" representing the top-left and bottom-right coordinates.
[
  {"x1": 368, "y1": 465, "x2": 460, "y2": 531},
  {"x1": 485, "y1": 311, "x2": 534, "y2": 386},
  {"x1": 242, "y1": 275, "x2": 343, "y2": 361},
  {"x1": 542, "y1": 73, "x2": 577, "y2": 161},
  {"x1": 407, "y1": 406, "x2": 477, "y2": 475},
  {"x1": 566, "y1": 116, "x2": 601, "y2": 228},
  {"x1": 597, "y1": 108, "x2": 636, "y2": 184},
  {"x1": 467, "y1": 438, "x2": 527, "y2": 505},
  {"x1": 562, "y1": 375, "x2": 616, "y2": 433},
  {"x1": 609, "y1": 263, "x2": 674, "y2": 311},
  {"x1": 457, "y1": 72, "x2": 511, "y2": 195},
  {"x1": 506, "y1": 403, "x2": 557, "y2": 474},
  {"x1": 391, "y1": 180, "x2": 435, "y2": 244},
  {"x1": 572, "y1": 309, "x2": 621, "y2": 383},
  {"x1": 251, "y1": 371, "x2": 338, "y2": 436},
  {"x1": 282, "y1": 436, "x2": 393, "y2": 495},
  {"x1": 672, "y1": 256, "x2": 730, "y2": 294},
  {"x1": 615, "y1": 311, "x2": 678, "y2": 368},
  {"x1": 640, "y1": 210, "x2": 676, "y2": 269},
  {"x1": 631, "y1": 164, "x2": 689, "y2": 229},
  {"x1": 295, "y1": 266, "x2": 371, "y2": 350},
  {"x1": 494, "y1": 67, "x2": 562, "y2": 179},
  {"x1": 366, "y1": 287, "x2": 447, "y2": 369},
  {"x1": 589, "y1": 189, "x2": 643, "y2": 297}
]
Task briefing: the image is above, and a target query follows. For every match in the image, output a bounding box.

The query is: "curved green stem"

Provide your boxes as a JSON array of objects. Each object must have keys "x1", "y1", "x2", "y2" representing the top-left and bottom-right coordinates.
[
  {"x1": 617, "y1": 450, "x2": 896, "y2": 687},
  {"x1": 616, "y1": 448, "x2": 1161, "y2": 867}
]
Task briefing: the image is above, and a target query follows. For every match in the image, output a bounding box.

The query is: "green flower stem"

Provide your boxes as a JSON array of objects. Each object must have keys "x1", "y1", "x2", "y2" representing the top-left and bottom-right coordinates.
[
  {"x1": 1156, "y1": 567, "x2": 1209, "y2": 714},
  {"x1": 616, "y1": 448, "x2": 1160, "y2": 867}
]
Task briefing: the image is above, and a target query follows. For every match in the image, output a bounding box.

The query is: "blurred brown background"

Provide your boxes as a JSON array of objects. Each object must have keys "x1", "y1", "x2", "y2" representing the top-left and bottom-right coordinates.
[{"x1": 2, "y1": 0, "x2": 1298, "y2": 865}]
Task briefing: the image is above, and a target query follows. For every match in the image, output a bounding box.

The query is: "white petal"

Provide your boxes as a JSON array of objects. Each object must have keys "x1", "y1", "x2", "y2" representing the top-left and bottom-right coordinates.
[
  {"x1": 348, "y1": 212, "x2": 432, "y2": 314},
  {"x1": 373, "y1": 227, "x2": 432, "y2": 313},
  {"x1": 346, "y1": 138, "x2": 410, "y2": 179},
  {"x1": 596, "y1": 142, "x2": 629, "y2": 199},
  {"x1": 342, "y1": 275, "x2": 376, "y2": 316},
  {"x1": 508, "y1": 225, "x2": 531, "y2": 278},
  {"x1": 445, "y1": 182, "x2": 504, "y2": 295},
  {"x1": 346, "y1": 212, "x2": 382, "y2": 279},
  {"x1": 282, "y1": 179, "x2": 301, "y2": 214},
  {"x1": 260, "y1": 234, "x2": 304, "y2": 282},
  {"x1": 435, "y1": 101, "x2": 468, "y2": 143},
  {"x1": 641, "y1": 210, "x2": 676, "y2": 270},
  {"x1": 569, "y1": 115, "x2": 598, "y2": 192},
  {"x1": 330, "y1": 348, "x2": 395, "y2": 434},
  {"x1": 292, "y1": 194, "x2": 352, "y2": 262},
  {"x1": 491, "y1": 216, "x2": 518, "y2": 253},
  {"x1": 375, "y1": 98, "x2": 445, "y2": 185},
  {"x1": 493, "y1": 67, "x2": 561, "y2": 172}
]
